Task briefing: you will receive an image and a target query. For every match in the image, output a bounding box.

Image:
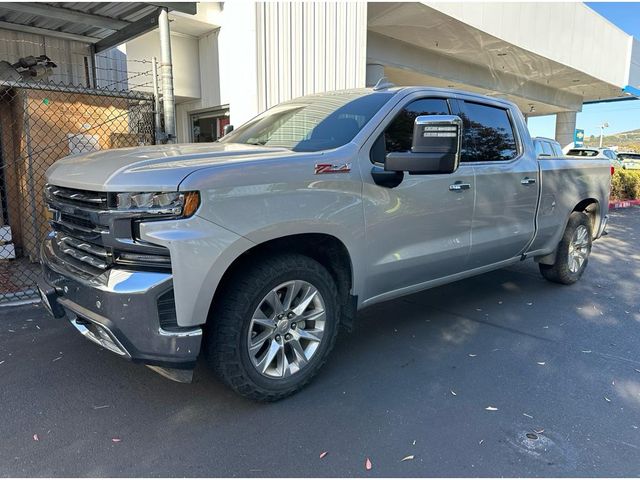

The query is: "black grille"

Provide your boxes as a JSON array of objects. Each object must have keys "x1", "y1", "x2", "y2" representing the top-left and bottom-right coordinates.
[
  {"x1": 157, "y1": 290, "x2": 178, "y2": 330},
  {"x1": 59, "y1": 213, "x2": 98, "y2": 231}
]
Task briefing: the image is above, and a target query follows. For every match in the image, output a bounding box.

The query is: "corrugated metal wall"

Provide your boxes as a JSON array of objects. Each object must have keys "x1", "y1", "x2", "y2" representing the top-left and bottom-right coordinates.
[
  {"x1": 255, "y1": 2, "x2": 367, "y2": 111},
  {"x1": 0, "y1": 28, "x2": 129, "y2": 90}
]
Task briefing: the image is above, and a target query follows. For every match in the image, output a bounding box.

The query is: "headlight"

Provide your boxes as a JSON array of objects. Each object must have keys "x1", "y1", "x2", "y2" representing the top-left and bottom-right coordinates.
[{"x1": 115, "y1": 191, "x2": 200, "y2": 217}]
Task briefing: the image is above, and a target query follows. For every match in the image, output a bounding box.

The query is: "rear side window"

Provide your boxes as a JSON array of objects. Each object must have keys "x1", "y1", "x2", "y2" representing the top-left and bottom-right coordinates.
[
  {"x1": 459, "y1": 102, "x2": 518, "y2": 162},
  {"x1": 567, "y1": 149, "x2": 598, "y2": 157},
  {"x1": 541, "y1": 141, "x2": 553, "y2": 156},
  {"x1": 534, "y1": 140, "x2": 545, "y2": 156},
  {"x1": 551, "y1": 143, "x2": 563, "y2": 156},
  {"x1": 384, "y1": 98, "x2": 450, "y2": 153}
]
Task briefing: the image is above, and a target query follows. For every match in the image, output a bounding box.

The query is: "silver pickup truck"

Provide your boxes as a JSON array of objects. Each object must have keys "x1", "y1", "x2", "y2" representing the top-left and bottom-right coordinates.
[{"x1": 38, "y1": 86, "x2": 610, "y2": 401}]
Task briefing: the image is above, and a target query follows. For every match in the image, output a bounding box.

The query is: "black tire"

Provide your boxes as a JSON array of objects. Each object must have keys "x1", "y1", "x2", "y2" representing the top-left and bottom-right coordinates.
[
  {"x1": 204, "y1": 254, "x2": 340, "y2": 402},
  {"x1": 539, "y1": 211, "x2": 592, "y2": 285}
]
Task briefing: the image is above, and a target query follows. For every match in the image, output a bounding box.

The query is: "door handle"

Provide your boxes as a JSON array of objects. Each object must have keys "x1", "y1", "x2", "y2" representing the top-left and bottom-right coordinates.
[
  {"x1": 449, "y1": 182, "x2": 471, "y2": 191},
  {"x1": 521, "y1": 177, "x2": 536, "y2": 185}
]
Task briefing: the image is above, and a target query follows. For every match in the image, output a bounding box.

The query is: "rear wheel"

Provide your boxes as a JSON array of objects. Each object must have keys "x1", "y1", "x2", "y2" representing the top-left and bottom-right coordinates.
[
  {"x1": 205, "y1": 254, "x2": 340, "y2": 402},
  {"x1": 539, "y1": 211, "x2": 592, "y2": 285}
]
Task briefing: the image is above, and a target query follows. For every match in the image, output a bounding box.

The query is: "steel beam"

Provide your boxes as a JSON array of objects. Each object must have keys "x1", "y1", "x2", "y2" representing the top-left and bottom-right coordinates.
[
  {"x1": 0, "y1": 20, "x2": 101, "y2": 43},
  {"x1": 150, "y1": 3, "x2": 197, "y2": 15},
  {"x1": 94, "y1": 8, "x2": 162, "y2": 53},
  {"x1": 0, "y1": 2, "x2": 130, "y2": 30}
]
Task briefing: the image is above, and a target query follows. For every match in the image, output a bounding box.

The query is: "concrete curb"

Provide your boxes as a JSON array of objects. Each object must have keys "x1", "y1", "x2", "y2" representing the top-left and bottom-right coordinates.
[{"x1": 609, "y1": 199, "x2": 640, "y2": 209}]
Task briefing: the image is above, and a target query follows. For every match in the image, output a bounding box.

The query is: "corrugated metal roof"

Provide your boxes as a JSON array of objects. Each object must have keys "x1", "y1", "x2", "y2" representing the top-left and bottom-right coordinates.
[{"x1": 0, "y1": 2, "x2": 195, "y2": 45}]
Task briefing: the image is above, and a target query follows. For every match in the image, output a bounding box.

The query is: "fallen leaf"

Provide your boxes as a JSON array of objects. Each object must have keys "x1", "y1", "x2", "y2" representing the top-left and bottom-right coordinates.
[
  {"x1": 534, "y1": 429, "x2": 544, "y2": 434},
  {"x1": 635, "y1": 369, "x2": 640, "y2": 374},
  {"x1": 526, "y1": 302, "x2": 533, "y2": 306},
  {"x1": 52, "y1": 356, "x2": 62, "y2": 362},
  {"x1": 92, "y1": 405, "x2": 109, "y2": 410},
  {"x1": 0, "y1": 360, "x2": 4, "y2": 365},
  {"x1": 319, "y1": 451, "x2": 328, "y2": 459},
  {"x1": 537, "y1": 362, "x2": 546, "y2": 366},
  {"x1": 468, "y1": 354, "x2": 477, "y2": 357},
  {"x1": 479, "y1": 439, "x2": 484, "y2": 445},
  {"x1": 112, "y1": 438, "x2": 122, "y2": 443},
  {"x1": 485, "y1": 406, "x2": 498, "y2": 411},
  {"x1": 581, "y1": 350, "x2": 592, "y2": 353},
  {"x1": 412, "y1": 440, "x2": 416, "y2": 446},
  {"x1": 498, "y1": 301, "x2": 503, "y2": 305},
  {"x1": 476, "y1": 308, "x2": 482, "y2": 312},
  {"x1": 32, "y1": 434, "x2": 39, "y2": 441},
  {"x1": 633, "y1": 425, "x2": 638, "y2": 429},
  {"x1": 401, "y1": 455, "x2": 414, "y2": 462},
  {"x1": 604, "y1": 397, "x2": 611, "y2": 403},
  {"x1": 523, "y1": 413, "x2": 533, "y2": 419},
  {"x1": 450, "y1": 390, "x2": 457, "y2": 396},
  {"x1": 365, "y1": 458, "x2": 372, "y2": 470}
]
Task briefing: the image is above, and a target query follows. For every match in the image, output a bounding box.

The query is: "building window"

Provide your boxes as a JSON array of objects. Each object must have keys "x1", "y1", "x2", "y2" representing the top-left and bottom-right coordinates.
[{"x1": 190, "y1": 108, "x2": 230, "y2": 143}]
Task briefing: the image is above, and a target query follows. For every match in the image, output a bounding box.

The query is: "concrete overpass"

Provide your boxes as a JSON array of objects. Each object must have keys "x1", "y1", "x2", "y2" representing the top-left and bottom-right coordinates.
[{"x1": 366, "y1": 2, "x2": 640, "y2": 147}]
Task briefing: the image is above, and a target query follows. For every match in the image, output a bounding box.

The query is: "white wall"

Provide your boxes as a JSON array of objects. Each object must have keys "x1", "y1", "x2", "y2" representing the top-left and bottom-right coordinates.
[
  {"x1": 255, "y1": 2, "x2": 368, "y2": 112},
  {"x1": 125, "y1": 30, "x2": 201, "y2": 100}
]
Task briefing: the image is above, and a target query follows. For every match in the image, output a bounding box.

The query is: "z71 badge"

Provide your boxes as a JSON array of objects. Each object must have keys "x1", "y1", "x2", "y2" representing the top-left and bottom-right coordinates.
[{"x1": 314, "y1": 163, "x2": 351, "y2": 174}]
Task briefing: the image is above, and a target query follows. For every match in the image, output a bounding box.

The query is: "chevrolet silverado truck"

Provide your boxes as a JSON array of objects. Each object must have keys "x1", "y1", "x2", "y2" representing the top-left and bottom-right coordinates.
[{"x1": 38, "y1": 86, "x2": 610, "y2": 401}]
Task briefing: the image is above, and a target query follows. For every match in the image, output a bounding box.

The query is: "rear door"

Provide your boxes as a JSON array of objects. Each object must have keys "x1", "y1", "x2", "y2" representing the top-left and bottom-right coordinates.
[{"x1": 452, "y1": 99, "x2": 539, "y2": 268}]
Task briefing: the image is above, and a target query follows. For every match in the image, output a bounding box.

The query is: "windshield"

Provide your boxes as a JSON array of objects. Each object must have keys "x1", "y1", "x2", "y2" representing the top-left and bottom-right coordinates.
[{"x1": 220, "y1": 91, "x2": 394, "y2": 152}]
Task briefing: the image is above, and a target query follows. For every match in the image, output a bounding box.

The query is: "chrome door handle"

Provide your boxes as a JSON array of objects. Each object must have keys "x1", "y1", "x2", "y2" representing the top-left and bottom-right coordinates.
[
  {"x1": 521, "y1": 177, "x2": 536, "y2": 185},
  {"x1": 449, "y1": 182, "x2": 471, "y2": 191}
]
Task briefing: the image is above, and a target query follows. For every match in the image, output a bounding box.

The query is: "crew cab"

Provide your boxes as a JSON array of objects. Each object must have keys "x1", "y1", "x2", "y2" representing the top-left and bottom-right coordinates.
[{"x1": 38, "y1": 86, "x2": 611, "y2": 401}]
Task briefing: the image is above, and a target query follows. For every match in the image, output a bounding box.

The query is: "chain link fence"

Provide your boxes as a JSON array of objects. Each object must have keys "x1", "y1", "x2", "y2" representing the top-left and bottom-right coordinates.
[{"x1": 0, "y1": 48, "x2": 157, "y2": 303}]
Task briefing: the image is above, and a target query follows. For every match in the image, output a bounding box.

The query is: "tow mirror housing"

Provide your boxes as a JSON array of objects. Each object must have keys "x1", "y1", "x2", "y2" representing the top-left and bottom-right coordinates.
[{"x1": 385, "y1": 115, "x2": 462, "y2": 175}]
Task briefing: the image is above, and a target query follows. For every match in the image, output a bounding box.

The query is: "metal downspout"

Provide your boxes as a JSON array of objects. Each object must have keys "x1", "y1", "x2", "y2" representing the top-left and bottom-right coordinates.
[{"x1": 158, "y1": 8, "x2": 176, "y2": 143}]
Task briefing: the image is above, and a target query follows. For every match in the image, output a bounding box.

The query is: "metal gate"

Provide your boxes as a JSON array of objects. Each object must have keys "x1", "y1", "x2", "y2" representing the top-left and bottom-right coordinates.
[{"x1": 0, "y1": 82, "x2": 155, "y2": 303}]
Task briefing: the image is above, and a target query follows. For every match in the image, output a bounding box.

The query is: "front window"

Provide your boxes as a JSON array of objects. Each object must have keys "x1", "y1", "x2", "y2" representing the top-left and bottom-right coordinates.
[{"x1": 220, "y1": 91, "x2": 394, "y2": 152}]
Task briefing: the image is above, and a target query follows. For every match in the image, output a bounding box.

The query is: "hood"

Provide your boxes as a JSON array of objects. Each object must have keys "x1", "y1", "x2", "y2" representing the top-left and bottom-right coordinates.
[{"x1": 46, "y1": 142, "x2": 299, "y2": 192}]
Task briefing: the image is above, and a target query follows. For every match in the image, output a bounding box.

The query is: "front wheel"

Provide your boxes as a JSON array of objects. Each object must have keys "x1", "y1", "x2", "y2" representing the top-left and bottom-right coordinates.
[
  {"x1": 539, "y1": 211, "x2": 592, "y2": 285},
  {"x1": 205, "y1": 254, "x2": 340, "y2": 402}
]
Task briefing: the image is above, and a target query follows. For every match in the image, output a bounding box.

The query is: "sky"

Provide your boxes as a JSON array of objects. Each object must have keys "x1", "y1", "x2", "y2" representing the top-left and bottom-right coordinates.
[{"x1": 527, "y1": 2, "x2": 640, "y2": 139}]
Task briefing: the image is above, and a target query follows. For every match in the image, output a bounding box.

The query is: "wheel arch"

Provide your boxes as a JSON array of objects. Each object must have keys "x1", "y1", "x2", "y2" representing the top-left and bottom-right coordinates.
[
  {"x1": 572, "y1": 197, "x2": 600, "y2": 238},
  {"x1": 536, "y1": 198, "x2": 599, "y2": 266},
  {"x1": 206, "y1": 233, "x2": 358, "y2": 330}
]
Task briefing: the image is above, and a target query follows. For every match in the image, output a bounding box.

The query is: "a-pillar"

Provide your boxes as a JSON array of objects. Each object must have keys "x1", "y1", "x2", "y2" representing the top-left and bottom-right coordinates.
[{"x1": 555, "y1": 111, "x2": 577, "y2": 151}]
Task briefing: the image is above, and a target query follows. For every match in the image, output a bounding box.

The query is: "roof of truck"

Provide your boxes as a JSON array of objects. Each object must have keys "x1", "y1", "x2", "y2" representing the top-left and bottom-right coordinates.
[{"x1": 304, "y1": 85, "x2": 519, "y2": 110}]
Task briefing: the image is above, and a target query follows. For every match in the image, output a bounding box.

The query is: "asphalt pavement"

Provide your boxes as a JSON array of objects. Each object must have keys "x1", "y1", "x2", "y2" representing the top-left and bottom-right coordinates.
[{"x1": 1, "y1": 208, "x2": 639, "y2": 477}]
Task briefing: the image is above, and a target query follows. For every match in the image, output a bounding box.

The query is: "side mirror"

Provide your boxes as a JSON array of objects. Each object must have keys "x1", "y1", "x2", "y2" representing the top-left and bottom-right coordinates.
[
  {"x1": 385, "y1": 115, "x2": 462, "y2": 175},
  {"x1": 223, "y1": 124, "x2": 234, "y2": 136}
]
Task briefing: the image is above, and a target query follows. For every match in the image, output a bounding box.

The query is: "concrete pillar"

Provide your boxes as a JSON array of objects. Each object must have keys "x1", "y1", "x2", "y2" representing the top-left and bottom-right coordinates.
[
  {"x1": 366, "y1": 63, "x2": 385, "y2": 87},
  {"x1": 555, "y1": 111, "x2": 577, "y2": 150}
]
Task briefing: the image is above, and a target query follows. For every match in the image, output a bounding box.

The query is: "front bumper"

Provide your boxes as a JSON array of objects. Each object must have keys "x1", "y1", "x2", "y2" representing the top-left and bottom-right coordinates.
[{"x1": 39, "y1": 236, "x2": 202, "y2": 369}]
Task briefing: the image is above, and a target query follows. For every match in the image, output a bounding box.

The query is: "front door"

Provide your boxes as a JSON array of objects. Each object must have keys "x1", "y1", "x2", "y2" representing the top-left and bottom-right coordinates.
[
  {"x1": 452, "y1": 99, "x2": 539, "y2": 269},
  {"x1": 359, "y1": 95, "x2": 475, "y2": 302}
]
